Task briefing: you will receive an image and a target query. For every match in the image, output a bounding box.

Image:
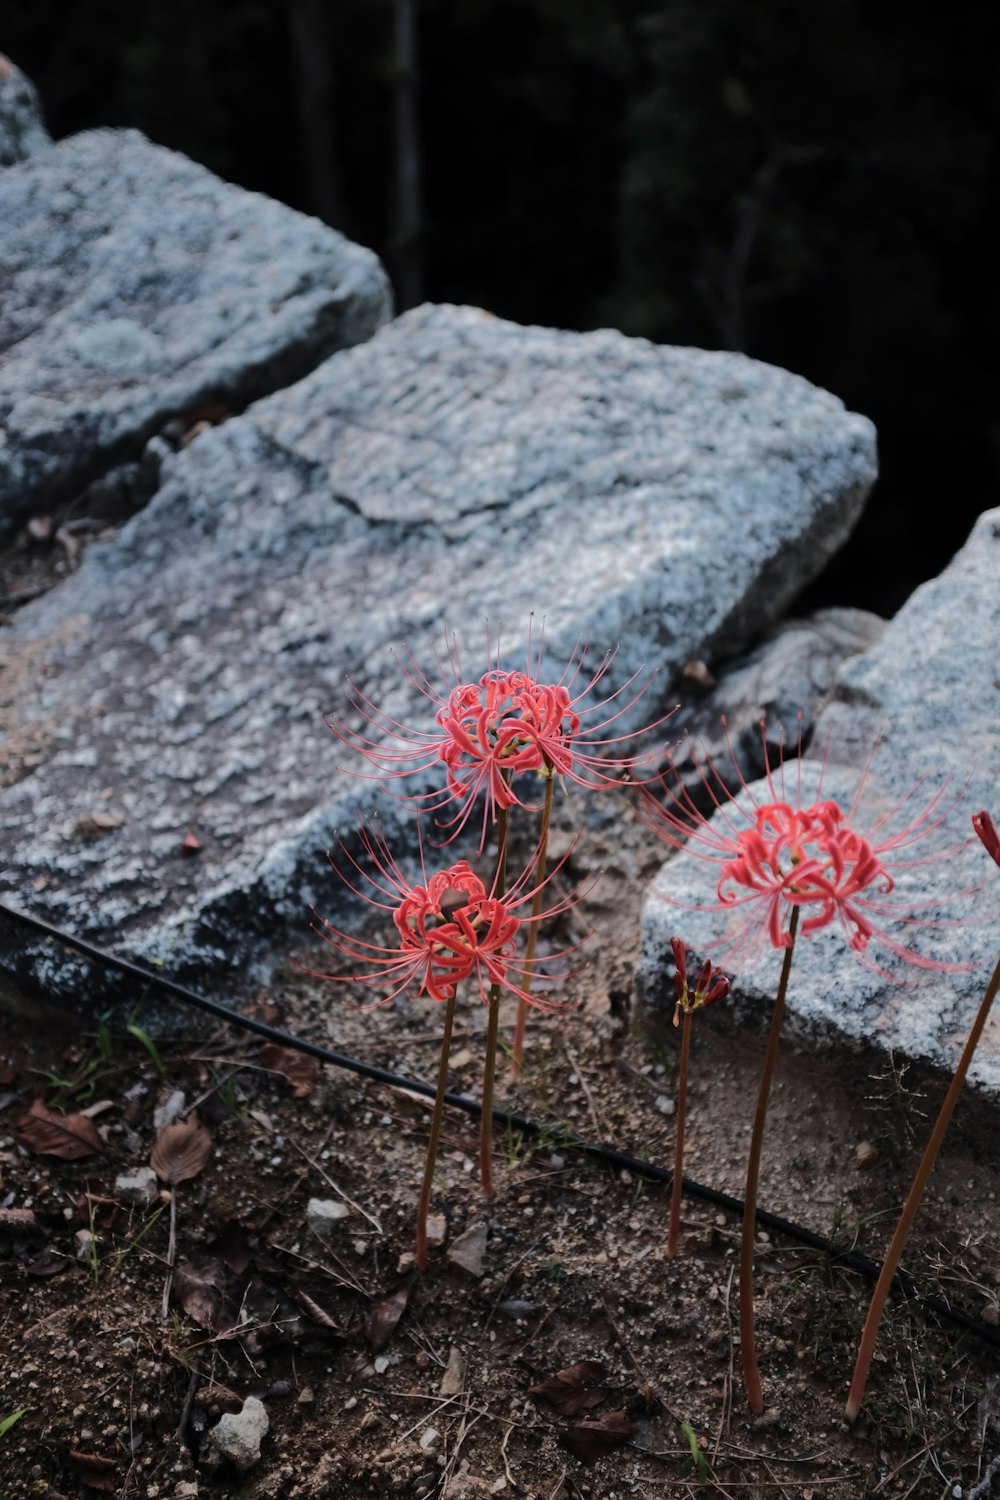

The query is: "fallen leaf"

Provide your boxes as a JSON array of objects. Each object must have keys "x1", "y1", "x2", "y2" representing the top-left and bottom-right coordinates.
[
  {"x1": 151, "y1": 1117, "x2": 212, "y2": 1185},
  {"x1": 180, "y1": 828, "x2": 202, "y2": 855},
  {"x1": 67, "y1": 1451, "x2": 117, "y2": 1491},
  {"x1": 25, "y1": 1248, "x2": 72, "y2": 1277},
  {"x1": 530, "y1": 1360, "x2": 607, "y2": 1416},
  {"x1": 11, "y1": 1099, "x2": 104, "y2": 1159},
  {"x1": 560, "y1": 1410, "x2": 639, "y2": 1466},
  {"x1": 258, "y1": 1043, "x2": 318, "y2": 1098},
  {"x1": 369, "y1": 1274, "x2": 416, "y2": 1353},
  {"x1": 295, "y1": 1289, "x2": 343, "y2": 1334},
  {"x1": 173, "y1": 1254, "x2": 242, "y2": 1331}
]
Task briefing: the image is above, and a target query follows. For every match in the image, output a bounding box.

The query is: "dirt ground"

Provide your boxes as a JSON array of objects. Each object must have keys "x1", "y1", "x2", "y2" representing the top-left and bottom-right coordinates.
[{"x1": 1, "y1": 785, "x2": 999, "y2": 1500}]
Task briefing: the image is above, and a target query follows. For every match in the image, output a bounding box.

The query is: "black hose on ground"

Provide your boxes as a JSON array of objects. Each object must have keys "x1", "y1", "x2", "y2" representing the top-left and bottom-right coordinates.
[{"x1": 1, "y1": 898, "x2": 998, "y2": 1353}]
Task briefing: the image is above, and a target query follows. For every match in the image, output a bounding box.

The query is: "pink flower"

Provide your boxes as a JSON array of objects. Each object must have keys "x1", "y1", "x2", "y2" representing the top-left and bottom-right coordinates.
[
  {"x1": 671, "y1": 935, "x2": 731, "y2": 1026},
  {"x1": 643, "y1": 723, "x2": 971, "y2": 975},
  {"x1": 307, "y1": 821, "x2": 586, "y2": 1008},
  {"x1": 326, "y1": 626, "x2": 670, "y2": 845}
]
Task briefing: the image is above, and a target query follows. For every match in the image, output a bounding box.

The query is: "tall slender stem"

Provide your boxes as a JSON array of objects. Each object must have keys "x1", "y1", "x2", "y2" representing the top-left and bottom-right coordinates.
[
  {"x1": 846, "y1": 948, "x2": 1000, "y2": 1422},
  {"x1": 415, "y1": 988, "x2": 458, "y2": 1271},
  {"x1": 668, "y1": 1007, "x2": 692, "y2": 1256},
  {"x1": 740, "y1": 904, "x2": 799, "y2": 1414},
  {"x1": 512, "y1": 773, "x2": 554, "y2": 1073},
  {"x1": 479, "y1": 796, "x2": 510, "y2": 1199}
]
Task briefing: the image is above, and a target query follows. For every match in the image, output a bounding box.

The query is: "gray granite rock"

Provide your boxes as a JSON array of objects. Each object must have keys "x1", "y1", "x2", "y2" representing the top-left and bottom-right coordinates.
[
  {"x1": 0, "y1": 55, "x2": 50, "y2": 168},
  {"x1": 666, "y1": 606, "x2": 885, "y2": 807},
  {"x1": 0, "y1": 304, "x2": 875, "y2": 1016},
  {"x1": 639, "y1": 507, "x2": 1000, "y2": 1097},
  {"x1": 0, "y1": 128, "x2": 392, "y2": 537},
  {"x1": 203, "y1": 1396, "x2": 268, "y2": 1474}
]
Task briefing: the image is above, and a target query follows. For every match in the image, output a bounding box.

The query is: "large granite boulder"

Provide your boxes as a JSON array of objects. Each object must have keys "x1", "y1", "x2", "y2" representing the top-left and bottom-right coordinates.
[
  {"x1": 0, "y1": 128, "x2": 392, "y2": 539},
  {"x1": 0, "y1": 304, "x2": 876, "y2": 1014},
  {"x1": 0, "y1": 55, "x2": 50, "y2": 168},
  {"x1": 639, "y1": 507, "x2": 1000, "y2": 1098}
]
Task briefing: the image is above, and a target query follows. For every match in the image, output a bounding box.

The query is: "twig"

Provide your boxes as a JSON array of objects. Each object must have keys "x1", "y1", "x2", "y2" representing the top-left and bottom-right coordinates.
[
  {"x1": 546, "y1": 1467, "x2": 567, "y2": 1500},
  {"x1": 565, "y1": 1042, "x2": 605, "y2": 1145},
  {"x1": 968, "y1": 1454, "x2": 1000, "y2": 1500},
  {"x1": 714, "y1": 1262, "x2": 736, "y2": 1456},
  {"x1": 176, "y1": 1370, "x2": 200, "y2": 1439}
]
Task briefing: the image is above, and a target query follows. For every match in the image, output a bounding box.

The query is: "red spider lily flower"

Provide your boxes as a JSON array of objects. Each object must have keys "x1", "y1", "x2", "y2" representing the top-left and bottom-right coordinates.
[
  {"x1": 670, "y1": 936, "x2": 731, "y2": 1027},
  {"x1": 973, "y1": 811, "x2": 1000, "y2": 869},
  {"x1": 642, "y1": 720, "x2": 973, "y2": 976},
  {"x1": 326, "y1": 624, "x2": 672, "y2": 847},
  {"x1": 306, "y1": 820, "x2": 588, "y2": 1009}
]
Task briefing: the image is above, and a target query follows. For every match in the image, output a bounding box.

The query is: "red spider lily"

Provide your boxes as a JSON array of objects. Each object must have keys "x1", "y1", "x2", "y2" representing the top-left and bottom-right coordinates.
[
  {"x1": 326, "y1": 624, "x2": 672, "y2": 846},
  {"x1": 642, "y1": 720, "x2": 973, "y2": 976},
  {"x1": 307, "y1": 819, "x2": 587, "y2": 1009},
  {"x1": 974, "y1": 810, "x2": 1000, "y2": 868},
  {"x1": 671, "y1": 935, "x2": 731, "y2": 1026}
]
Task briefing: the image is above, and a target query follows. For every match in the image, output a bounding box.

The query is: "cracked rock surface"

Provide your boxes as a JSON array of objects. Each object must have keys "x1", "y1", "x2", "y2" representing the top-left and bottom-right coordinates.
[
  {"x1": 0, "y1": 128, "x2": 392, "y2": 538},
  {"x1": 0, "y1": 303, "x2": 876, "y2": 1015}
]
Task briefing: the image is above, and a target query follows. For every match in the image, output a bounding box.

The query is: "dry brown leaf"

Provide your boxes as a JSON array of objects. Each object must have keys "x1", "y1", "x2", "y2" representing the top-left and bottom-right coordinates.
[
  {"x1": 150, "y1": 1116, "x2": 212, "y2": 1185},
  {"x1": 258, "y1": 1043, "x2": 318, "y2": 1097},
  {"x1": 11, "y1": 1098, "x2": 104, "y2": 1159},
  {"x1": 530, "y1": 1359, "x2": 607, "y2": 1416},
  {"x1": 68, "y1": 1451, "x2": 117, "y2": 1492},
  {"x1": 295, "y1": 1290, "x2": 343, "y2": 1333},
  {"x1": 369, "y1": 1274, "x2": 416, "y2": 1353},
  {"x1": 559, "y1": 1410, "x2": 639, "y2": 1466},
  {"x1": 25, "y1": 1247, "x2": 72, "y2": 1277}
]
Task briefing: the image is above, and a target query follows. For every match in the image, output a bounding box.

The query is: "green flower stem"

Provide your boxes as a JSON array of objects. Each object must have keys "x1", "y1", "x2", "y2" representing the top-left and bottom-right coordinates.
[
  {"x1": 479, "y1": 794, "x2": 510, "y2": 1199},
  {"x1": 415, "y1": 987, "x2": 458, "y2": 1271},
  {"x1": 667, "y1": 1006, "x2": 693, "y2": 1256},
  {"x1": 740, "y1": 904, "x2": 799, "y2": 1415},
  {"x1": 845, "y1": 946, "x2": 1000, "y2": 1423},
  {"x1": 512, "y1": 772, "x2": 555, "y2": 1074}
]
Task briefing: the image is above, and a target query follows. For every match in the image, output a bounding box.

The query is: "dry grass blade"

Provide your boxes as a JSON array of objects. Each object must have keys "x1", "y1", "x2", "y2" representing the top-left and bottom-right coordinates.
[{"x1": 150, "y1": 1117, "x2": 212, "y2": 1185}]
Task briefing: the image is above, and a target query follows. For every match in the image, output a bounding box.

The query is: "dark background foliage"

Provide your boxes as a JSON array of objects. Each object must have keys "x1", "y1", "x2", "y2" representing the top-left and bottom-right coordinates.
[{"x1": 8, "y1": 0, "x2": 999, "y2": 615}]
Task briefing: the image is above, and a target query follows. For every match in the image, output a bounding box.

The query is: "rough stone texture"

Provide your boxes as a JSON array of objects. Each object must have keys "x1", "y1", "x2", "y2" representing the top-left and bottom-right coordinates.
[
  {"x1": 639, "y1": 507, "x2": 1000, "y2": 1097},
  {"x1": 0, "y1": 55, "x2": 50, "y2": 169},
  {"x1": 666, "y1": 606, "x2": 885, "y2": 806},
  {"x1": 0, "y1": 128, "x2": 392, "y2": 537},
  {"x1": 114, "y1": 1167, "x2": 159, "y2": 1209},
  {"x1": 203, "y1": 1396, "x2": 268, "y2": 1474},
  {"x1": 305, "y1": 1198, "x2": 351, "y2": 1236},
  {"x1": 0, "y1": 303, "x2": 876, "y2": 1015}
]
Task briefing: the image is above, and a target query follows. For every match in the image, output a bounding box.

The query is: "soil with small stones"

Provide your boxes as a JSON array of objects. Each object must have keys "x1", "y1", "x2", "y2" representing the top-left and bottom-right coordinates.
[{"x1": 1, "y1": 790, "x2": 999, "y2": 1500}]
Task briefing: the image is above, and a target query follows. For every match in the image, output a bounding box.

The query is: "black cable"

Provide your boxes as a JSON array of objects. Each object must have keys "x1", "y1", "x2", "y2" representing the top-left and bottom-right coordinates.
[{"x1": 2, "y1": 897, "x2": 998, "y2": 1353}]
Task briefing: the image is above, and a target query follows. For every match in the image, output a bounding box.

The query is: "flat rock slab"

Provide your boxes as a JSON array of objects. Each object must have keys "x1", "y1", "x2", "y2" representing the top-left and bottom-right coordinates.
[
  {"x1": 640, "y1": 507, "x2": 1000, "y2": 1097},
  {"x1": 0, "y1": 128, "x2": 392, "y2": 537},
  {"x1": 0, "y1": 303, "x2": 876, "y2": 1015}
]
